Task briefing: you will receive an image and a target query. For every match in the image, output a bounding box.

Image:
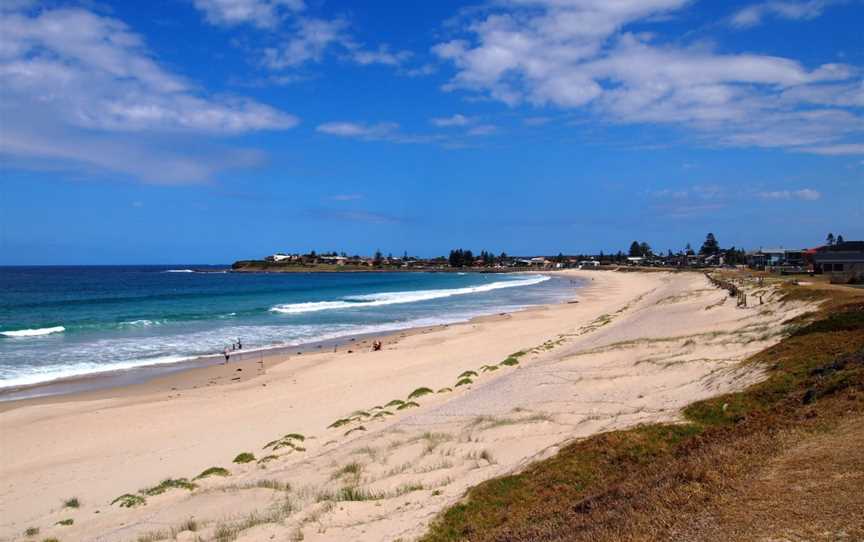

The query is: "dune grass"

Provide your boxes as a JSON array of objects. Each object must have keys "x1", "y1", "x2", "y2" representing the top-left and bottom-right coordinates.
[
  {"x1": 385, "y1": 399, "x2": 406, "y2": 408},
  {"x1": 455, "y1": 378, "x2": 473, "y2": 387},
  {"x1": 141, "y1": 478, "x2": 197, "y2": 496},
  {"x1": 397, "y1": 400, "x2": 420, "y2": 410},
  {"x1": 344, "y1": 425, "x2": 367, "y2": 436},
  {"x1": 233, "y1": 452, "x2": 256, "y2": 464},
  {"x1": 437, "y1": 387, "x2": 452, "y2": 393},
  {"x1": 111, "y1": 493, "x2": 146, "y2": 508},
  {"x1": 458, "y1": 370, "x2": 478, "y2": 379},
  {"x1": 421, "y1": 294, "x2": 864, "y2": 542},
  {"x1": 24, "y1": 527, "x2": 39, "y2": 537},
  {"x1": 194, "y1": 467, "x2": 230, "y2": 480},
  {"x1": 55, "y1": 519, "x2": 73, "y2": 526},
  {"x1": 257, "y1": 454, "x2": 278, "y2": 464},
  {"x1": 499, "y1": 356, "x2": 519, "y2": 366},
  {"x1": 479, "y1": 364, "x2": 498, "y2": 372},
  {"x1": 408, "y1": 387, "x2": 434, "y2": 399},
  {"x1": 62, "y1": 497, "x2": 79, "y2": 509}
]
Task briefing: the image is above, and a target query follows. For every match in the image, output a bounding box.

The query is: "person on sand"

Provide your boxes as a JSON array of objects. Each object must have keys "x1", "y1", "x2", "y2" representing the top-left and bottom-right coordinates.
[
  {"x1": 237, "y1": 338, "x2": 242, "y2": 350},
  {"x1": 372, "y1": 340, "x2": 382, "y2": 351},
  {"x1": 223, "y1": 347, "x2": 230, "y2": 364}
]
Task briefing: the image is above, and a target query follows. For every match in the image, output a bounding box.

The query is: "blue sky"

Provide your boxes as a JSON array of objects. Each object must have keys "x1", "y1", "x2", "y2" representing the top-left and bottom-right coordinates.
[{"x1": 0, "y1": 0, "x2": 862, "y2": 264}]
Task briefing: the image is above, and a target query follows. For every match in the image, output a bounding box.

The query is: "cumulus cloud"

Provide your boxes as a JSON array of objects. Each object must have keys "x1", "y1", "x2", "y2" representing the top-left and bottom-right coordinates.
[
  {"x1": 0, "y1": 7, "x2": 296, "y2": 183},
  {"x1": 430, "y1": 114, "x2": 474, "y2": 127},
  {"x1": 316, "y1": 121, "x2": 399, "y2": 139},
  {"x1": 433, "y1": 0, "x2": 862, "y2": 153},
  {"x1": 192, "y1": 0, "x2": 305, "y2": 28},
  {"x1": 730, "y1": 1, "x2": 829, "y2": 28},
  {"x1": 759, "y1": 188, "x2": 822, "y2": 200}
]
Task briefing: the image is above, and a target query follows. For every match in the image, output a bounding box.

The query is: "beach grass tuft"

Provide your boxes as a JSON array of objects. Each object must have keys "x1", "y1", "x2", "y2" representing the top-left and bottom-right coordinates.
[
  {"x1": 55, "y1": 519, "x2": 73, "y2": 526},
  {"x1": 194, "y1": 467, "x2": 230, "y2": 480},
  {"x1": 408, "y1": 387, "x2": 434, "y2": 400},
  {"x1": 331, "y1": 462, "x2": 363, "y2": 481},
  {"x1": 344, "y1": 425, "x2": 367, "y2": 436},
  {"x1": 41, "y1": 539, "x2": 59, "y2": 542},
  {"x1": 372, "y1": 410, "x2": 394, "y2": 418},
  {"x1": 24, "y1": 527, "x2": 39, "y2": 537},
  {"x1": 62, "y1": 497, "x2": 79, "y2": 509},
  {"x1": 385, "y1": 399, "x2": 406, "y2": 408},
  {"x1": 257, "y1": 454, "x2": 278, "y2": 464},
  {"x1": 455, "y1": 378, "x2": 473, "y2": 387},
  {"x1": 458, "y1": 370, "x2": 479, "y2": 379},
  {"x1": 480, "y1": 364, "x2": 499, "y2": 372},
  {"x1": 499, "y1": 357, "x2": 519, "y2": 366},
  {"x1": 283, "y1": 433, "x2": 305, "y2": 441},
  {"x1": 233, "y1": 452, "x2": 256, "y2": 464},
  {"x1": 111, "y1": 493, "x2": 146, "y2": 508},
  {"x1": 142, "y1": 478, "x2": 197, "y2": 496},
  {"x1": 327, "y1": 418, "x2": 352, "y2": 429},
  {"x1": 437, "y1": 387, "x2": 453, "y2": 393},
  {"x1": 397, "y1": 400, "x2": 420, "y2": 410}
]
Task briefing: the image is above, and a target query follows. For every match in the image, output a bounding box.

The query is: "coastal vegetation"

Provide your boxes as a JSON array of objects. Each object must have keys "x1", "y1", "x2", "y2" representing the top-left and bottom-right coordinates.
[
  {"x1": 61, "y1": 497, "x2": 78, "y2": 509},
  {"x1": 421, "y1": 288, "x2": 864, "y2": 541},
  {"x1": 232, "y1": 452, "x2": 255, "y2": 464},
  {"x1": 110, "y1": 493, "x2": 146, "y2": 508},
  {"x1": 194, "y1": 467, "x2": 230, "y2": 480}
]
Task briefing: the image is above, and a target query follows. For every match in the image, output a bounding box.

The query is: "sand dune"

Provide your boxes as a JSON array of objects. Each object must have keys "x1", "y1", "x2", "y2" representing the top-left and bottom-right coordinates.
[{"x1": 0, "y1": 270, "x2": 813, "y2": 542}]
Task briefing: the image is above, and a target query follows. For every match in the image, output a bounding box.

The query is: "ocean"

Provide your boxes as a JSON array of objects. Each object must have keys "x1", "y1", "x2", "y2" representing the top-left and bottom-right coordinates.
[{"x1": 0, "y1": 266, "x2": 578, "y2": 391}]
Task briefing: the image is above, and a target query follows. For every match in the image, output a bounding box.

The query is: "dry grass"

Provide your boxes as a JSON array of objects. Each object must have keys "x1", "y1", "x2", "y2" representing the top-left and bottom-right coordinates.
[{"x1": 421, "y1": 287, "x2": 864, "y2": 542}]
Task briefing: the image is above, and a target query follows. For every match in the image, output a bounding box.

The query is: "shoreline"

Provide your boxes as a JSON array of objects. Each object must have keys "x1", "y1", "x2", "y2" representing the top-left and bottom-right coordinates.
[
  {"x1": 2, "y1": 269, "x2": 810, "y2": 542},
  {"x1": 0, "y1": 272, "x2": 579, "y2": 406}
]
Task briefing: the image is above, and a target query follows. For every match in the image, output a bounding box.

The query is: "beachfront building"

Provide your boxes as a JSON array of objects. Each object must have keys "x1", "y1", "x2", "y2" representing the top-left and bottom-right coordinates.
[
  {"x1": 746, "y1": 248, "x2": 805, "y2": 272},
  {"x1": 319, "y1": 255, "x2": 348, "y2": 266},
  {"x1": 813, "y1": 241, "x2": 864, "y2": 283},
  {"x1": 266, "y1": 253, "x2": 296, "y2": 262}
]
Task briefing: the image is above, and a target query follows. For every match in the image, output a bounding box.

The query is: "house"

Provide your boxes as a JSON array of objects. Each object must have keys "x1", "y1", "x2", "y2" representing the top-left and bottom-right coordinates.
[
  {"x1": 265, "y1": 253, "x2": 293, "y2": 262},
  {"x1": 747, "y1": 248, "x2": 805, "y2": 271},
  {"x1": 319, "y1": 255, "x2": 348, "y2": 266},
  {"x1": 813, "y1": 241, "x2": 864, "y2": 284},
  {"x1": 626, "y1": 256, "x2": 644, "y2": 265}
]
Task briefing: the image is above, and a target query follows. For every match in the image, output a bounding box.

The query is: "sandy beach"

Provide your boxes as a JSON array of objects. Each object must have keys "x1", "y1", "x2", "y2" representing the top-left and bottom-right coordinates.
[{"x1": 0, "y1": 270, "x2": 814, "y2": 542}]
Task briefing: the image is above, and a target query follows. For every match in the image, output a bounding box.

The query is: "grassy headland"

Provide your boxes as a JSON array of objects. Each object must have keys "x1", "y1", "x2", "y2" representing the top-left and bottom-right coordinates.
[{"x1": 421, "y1": 281, "x2": 864, "y2": 542}]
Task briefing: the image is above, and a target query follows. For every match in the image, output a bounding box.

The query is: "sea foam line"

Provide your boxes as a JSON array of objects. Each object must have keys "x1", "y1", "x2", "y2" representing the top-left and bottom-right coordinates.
[
  {"x1": 269, "y1": 275, "x2": 550, "y2": 314},
  {"x1": 1, "y1": 326, "x2": 66, "y2": 338}
]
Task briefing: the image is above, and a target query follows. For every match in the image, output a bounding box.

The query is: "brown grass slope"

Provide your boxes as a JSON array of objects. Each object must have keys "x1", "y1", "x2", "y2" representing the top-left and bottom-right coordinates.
[{"x1": 421, "y1": 285, "x2": 864, "y2": 542}]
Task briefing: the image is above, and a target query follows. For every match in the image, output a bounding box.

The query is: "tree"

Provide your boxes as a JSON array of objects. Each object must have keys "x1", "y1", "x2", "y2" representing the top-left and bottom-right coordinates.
[
  {"x1": 836, "y1": 234, "x2": 844, "y2": 245},
  {"x1": 373, "y1": 249, "x2": 383, "y2": 266},
  {"x1": 826, "y1": 233, "x2": 835, "y2": 246},
  {"x1": 699, "y1": 233, "x2": 720, "y2": 255},
  {"x1": 685, "y1": 243, "x2": 694, "y2": 256},
  {"x1": 629, "y1": 241, "x2": 641, "y2": 257},
  {"x1": 639, "y1": 242, "x2": 652, "y2": 258}
]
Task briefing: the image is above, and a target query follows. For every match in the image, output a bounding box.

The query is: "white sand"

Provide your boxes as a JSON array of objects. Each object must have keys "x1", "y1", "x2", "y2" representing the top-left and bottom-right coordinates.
[{"x1": 0, "y1": 270, "x2": 811, "y2": 541}]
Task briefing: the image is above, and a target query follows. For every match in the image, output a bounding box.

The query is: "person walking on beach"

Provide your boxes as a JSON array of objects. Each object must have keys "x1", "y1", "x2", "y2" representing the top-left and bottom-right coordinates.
[
  {"x1": 223, "y1": 347, "x2": 230, "y2": 364},
  {"x1": 237, "y1": 338, "x2": 242, "y2": 350}
]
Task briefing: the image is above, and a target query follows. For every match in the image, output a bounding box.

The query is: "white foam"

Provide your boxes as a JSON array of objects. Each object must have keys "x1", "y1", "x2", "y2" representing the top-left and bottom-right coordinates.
[
  {"x1": 164, "y1": 269, "x2": 195, "y2": 273},
  {"x1": 1, "y1": 326, "x2": 66, "y2": 338},
  {"x1": 0, "y1": 355, "x2": 192, "y2": 389},
  {"x1": 270, "y1": 275, "x2": 550, "y2": 315},
  {"x1": 119, "y1": 319, "x2": 162, "y2": 327}
]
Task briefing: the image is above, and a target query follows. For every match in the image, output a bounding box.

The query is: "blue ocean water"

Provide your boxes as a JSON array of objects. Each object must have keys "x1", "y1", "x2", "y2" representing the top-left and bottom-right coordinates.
[{"x1": 0, "y1": 266, "x2": 577, "y2": 388}]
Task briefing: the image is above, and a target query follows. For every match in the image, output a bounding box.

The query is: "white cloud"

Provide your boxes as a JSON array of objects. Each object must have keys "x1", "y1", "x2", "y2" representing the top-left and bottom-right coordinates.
[
  {"x1": 467, "y1": 124, "x2": 498, "y2": 136},
  {"x1": 800, "y1": 143, "x2": 864, "y2": 155},
  {"x1": 316, "y1": 122, "x2": 399, "y2": 139},
  {"x1": 759, "y1": 188, "x2": 822, "y2": 200},
  {"x1": 0, "y1": 7, "x2": 296, "y2": 183},
  {"x1": 430, "y1": 114, "x2": 474, "y2": 127},
  {"x1": 351, "y1": 45, "x2": 412, "y2": 66},
  {"x1": 433, "y1": 0, "x2": 862, "y2": 153},
  {"x1": 263, "y1": 17, "x2": 349, "y2": 68},
  {"x1": 730, "y1": 1, "x2": 829, "y2": 28},
  {"x1": 192, "y1": 0, "x2": 305, "y2": 28}
]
